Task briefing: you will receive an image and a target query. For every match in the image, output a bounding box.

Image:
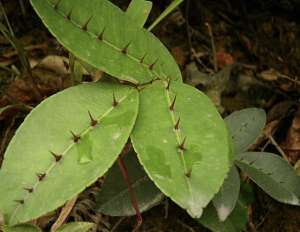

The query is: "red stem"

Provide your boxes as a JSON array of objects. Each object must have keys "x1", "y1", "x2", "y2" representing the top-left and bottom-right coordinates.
[{"x1": 117, "y1": 155, "x2": 142, "y2": 232}]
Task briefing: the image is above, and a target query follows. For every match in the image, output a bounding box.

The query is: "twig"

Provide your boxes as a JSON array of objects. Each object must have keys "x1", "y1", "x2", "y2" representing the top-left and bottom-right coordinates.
[
  {"x1": 18, "y1": 0, "x2": 26, "y2": 16},
  {"x1": 267, "y1": 135, "x2": 289, "y2": 161},
  {"x1": 0, "y1": 117, "x2": 16, "y2": 163},
  {"x1": 164, "y1": 198, "x2": 169, "y2": 219},
  {"x1": 185, "y1": 0, "x2": 192, "y2": 50},
  {"x1": 110, "y1": 217, "x2": 126, "y2": 232},
  {"x1": 50, "y1": 196, "x2": 78, "y2": 232},
  {"x1": 176, "y1": 219, "x2": 195, "y2": 232},
  {"x1": 2, "y1": 43, "x2": 48, "y2": 58},
  {"x1": 205, "y1": 22, "x2": 218, "y2": 72}
]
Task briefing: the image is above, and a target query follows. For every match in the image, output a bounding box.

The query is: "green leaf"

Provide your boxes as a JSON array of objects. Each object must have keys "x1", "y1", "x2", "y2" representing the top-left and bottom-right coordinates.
[
  {"x1": 97, "y1": 150, "x2": 163, "y2": 216},
  {"x1": 236, "y1": 152, "x2": 300, "y2": 205},
  {"x1": 131, "y1": 80, "x2": 232, "y2": 218},
  {"x1": 0, "y1": 82, "x2": 139, "y2": 225},
  {"x1": 213, "y1": 166, "x2": 240, "y2": 222},
  {"x1": 126, "y1": 0, "x2": 152, "y2": 28},
  {"x1": 198, "y1": 198, "x2": 248, "y2": 232},
  {"x1": 225, "y1": 108, "x2": 266, "y2": 154},
  {"x1": 56, "y1": 222, "x2": 95, "y2": 232},
  {"x1": 1, "y1": 224, "x2": 42, "y2": 232},
  {"x1": 148, "y1": 0, "x2": 184, "y2": 31},
  {"x1": 30, "y1": 0, "x2": 182, "y2": 84}
]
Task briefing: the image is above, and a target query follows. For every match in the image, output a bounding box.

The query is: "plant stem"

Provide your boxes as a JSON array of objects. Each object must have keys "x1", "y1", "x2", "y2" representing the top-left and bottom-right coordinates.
[{"x1": 117, "y1": 155, "x2": 142, "y2": 232}]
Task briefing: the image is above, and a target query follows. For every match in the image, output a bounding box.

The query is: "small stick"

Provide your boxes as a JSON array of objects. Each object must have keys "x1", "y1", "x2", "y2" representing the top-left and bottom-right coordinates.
[
  {"x1": 117, "y1": 156, "x2": 142, "y2": 232},
  {"x1": 111, "y1": 217, "x2": 126, "y2": 232},
  {"x1": 205, "y1": 22, "x2": 218, "y2": 72},
  {"x1": 50, "y1": 196, "x2": 78, "y2": 232},
  {"x1": 267, "y1": 135, "x2": 289, "y2": 161}
]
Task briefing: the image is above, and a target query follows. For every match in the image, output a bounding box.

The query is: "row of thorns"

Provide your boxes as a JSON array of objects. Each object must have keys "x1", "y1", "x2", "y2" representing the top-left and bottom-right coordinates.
[
  {"x1": 14, "y1": 83, "x2": 188, "y2": 206},
  {"x1": 52, "y1": 0, "x2": 159, "y2": 71},
  {"x1": 14, "y1": 94, "x2": 120, "y2": 205}
]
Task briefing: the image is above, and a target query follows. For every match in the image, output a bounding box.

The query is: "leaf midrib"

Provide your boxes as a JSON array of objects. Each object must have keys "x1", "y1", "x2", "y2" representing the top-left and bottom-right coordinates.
[
  {"x1": 235, "y1": 160, "x2": 299, "y2": 200},
  {"x1": 162, "y1": 81, "x2": 195, "y2": 208},
  {"x1": 43, "y1": 0, "x2": 170, "y2": 83},
  {"x1": 10, "y1": 92, "x2": 131, "y2": 221}
]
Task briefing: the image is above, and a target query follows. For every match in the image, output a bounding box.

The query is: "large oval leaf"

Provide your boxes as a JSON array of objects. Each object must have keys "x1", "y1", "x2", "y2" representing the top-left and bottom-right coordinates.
[
  {"x1": 236, "y1": 152, "x2": 300, "y2": 205},
  {"x1": 212, "y1": 166, "x2": 240, "y2": 222},
  {"x1": 225, "y1": 108, "x2": 266, "y2": 154},
  {"x1": 96, "y1": 150, "x2": 163, "y2": 216},
  {"x1": 30, "y1": 0, "x2": 181, "y2": 84},
  {"x1": 0, "y1": 82, "x2": 139, "y2": 225},
  {"x1": 131, "y1": 80, "x2": 232, "y2": 218}
]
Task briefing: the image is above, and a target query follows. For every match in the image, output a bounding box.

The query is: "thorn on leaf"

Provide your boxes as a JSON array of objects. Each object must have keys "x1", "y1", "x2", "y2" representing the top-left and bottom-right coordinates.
[
  {"x1": 112, "y1": 92, "x2": 118, "y2": 107},
  {"x1": 166, "y1": 78, "x2": 171, "y2": 90},
  {"x1": 169, "y1": 96, "x2": 176, "y2": 111},
  {"x1": 88, "y1": 111, "x2": 98, "y2": 127},
  {"x1": 81, "y1": 16, "x2": 93, "y2": 31},
  {"x1": 149, "y1": 59, "x2": 158, "y2": 70},
  {"x1": 174, "y1": 117, "x2": 180, "y2": 130},
  {"x1": 50, "y1": 151, "x2": 62, "y2": 162},
  {"x1": 66, "y1": 8, "x2": 73, "y2": 20},
  {"x1": 178, "y1": 137, "x2": 186, "y2": 151},
  {"x1": 54, "y1": 0, "x2": 62, "y2": 10},
  {"x1": 37, "y1": 173, "x2": 46, "y2": 181},
  {"x1": 71, "y1": 131, "x2": 81, "y2": 143},
  {"x1": 24, "y1": 187, "x2": 34, "y2": 193},
  {"x1": 97, "y1": 28, "x2": 105, "y2": 41},
  {"x1": 185, "y1": 170, "x2": 191, "y2": 178},
  {"x1": 140, "y1": 53, "x2": 147, "y2": 63},
  {"x1": 14, "y1": 199, "x2": 24, "y2": 205},
  {"x1": 121, "y1": 42, "x2": 131, "y2": 55}
]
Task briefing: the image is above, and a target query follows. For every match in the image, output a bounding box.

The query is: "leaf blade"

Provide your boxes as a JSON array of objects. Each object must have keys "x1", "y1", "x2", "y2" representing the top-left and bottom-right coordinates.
[
  {"x1": 236, "y1": 152, "x2": 300, "y2": 205},
  {"x1": 225, "y1": 108, "x2": 266, "y2": 154},
  {"x1": 0, "y1": 82, "x2": 139, "y2": 225},
  {"x1": 56, "y1": 222, "x2": 95, "y2": 232},
  {"x1": 213, "y1": 166, "x2": 240, "y2": 222},
  {"x1": 197, "y1": 199, "x2": 248, "y2": 232},
  {"x1": 148, "y1": 0, "x2": 184, "y2": 31},
  {"x1": 126, "y1": 0, "x2": 152, "y2": 28},
  {"x1": 131, "y1": 80, "x2": 232, "y2": 218},
  {"x1": 30, "y1": 0, "x2": 181, "y2": 84}
]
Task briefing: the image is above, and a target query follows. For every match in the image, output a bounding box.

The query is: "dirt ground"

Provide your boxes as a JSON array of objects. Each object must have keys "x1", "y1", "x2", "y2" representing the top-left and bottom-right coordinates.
[{"x1": 1, "y1": 0, "x2": 300, "y2": 231}]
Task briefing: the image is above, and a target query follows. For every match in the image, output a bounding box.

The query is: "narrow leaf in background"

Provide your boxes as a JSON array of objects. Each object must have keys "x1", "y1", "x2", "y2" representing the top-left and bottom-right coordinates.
[
  {"x1": 126, "y1": 0, "x2": 152, "y2": 28},
  {"x1": 56, "y1": 222, "x2": 95, "y2": 232},
  {"x1": 198, "y1": 199, "x2": 248, "y2": 232},
  {"x1": 225, "y1": 108, "x2": 266, "y2": 154},
  {"x1": 236, "y1": 152, "x2": 300, "y2": 205},
  {"x1": 148, "y1": 0, "x2": 184, "y2": 31},
  {"x1": 213, "y1": 166, "x2": 240, "y2": 222}
]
